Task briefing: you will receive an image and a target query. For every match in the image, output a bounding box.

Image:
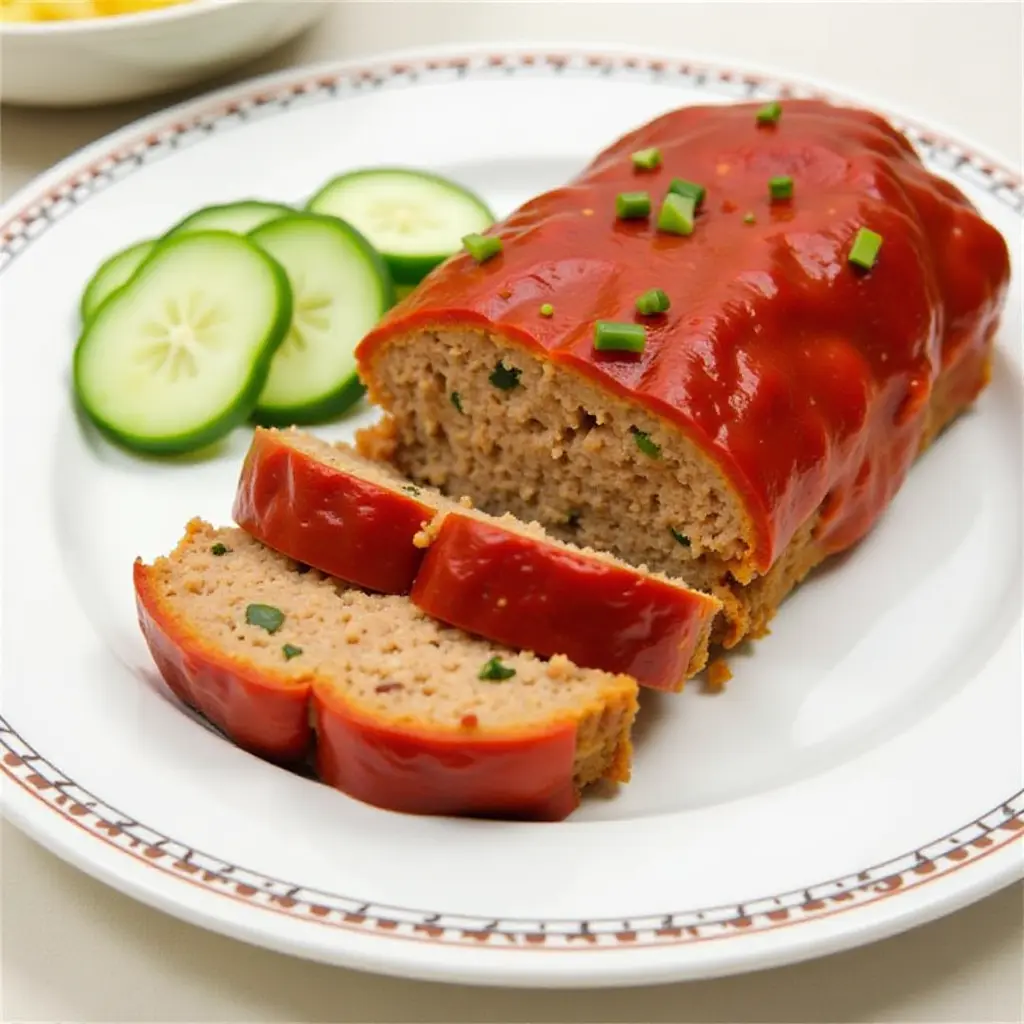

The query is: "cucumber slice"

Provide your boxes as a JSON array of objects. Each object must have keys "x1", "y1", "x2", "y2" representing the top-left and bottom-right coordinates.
[
  {"x1": 166, "y1": 200, "x2": 292, "y2": 237},
  {"x1": 79, "y1": 239, "x2": 155, "y2": 322},
  {"x1": 248, "y1": 212, "x2": 394, "y2": 425},
  {"x1": 74, "y1": 231, "x2": 292, "y2": 455},
  {"x1": 306, "y1": 168, "x2": 494, "y2": 285}
]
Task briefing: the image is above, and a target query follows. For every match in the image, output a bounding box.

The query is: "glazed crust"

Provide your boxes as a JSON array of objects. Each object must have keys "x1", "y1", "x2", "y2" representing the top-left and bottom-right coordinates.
[
  {"x1": 133, "y1": 553, "x2": 630, "y2": 821},
  {"x1": 412, "y1": 512, "x2": 718, "y2": 690},
  {"x1": 356, "y1": 99, "x2": 1011, "y2": 578},
  {"x1": 232, "y1": 429, "x2": 432, "y2": 594}
]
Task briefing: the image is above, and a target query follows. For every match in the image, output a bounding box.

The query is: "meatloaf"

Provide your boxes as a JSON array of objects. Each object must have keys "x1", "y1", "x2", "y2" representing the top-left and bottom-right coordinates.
[
  {"x1": 354, "y1": 99, "x2": 1011, "y2": 645},
  {"x1": 233, "y1": 427, "x2": 720, "y2": 689},
  {"x1": 134, "y1": 519, "x2": 638, "y2": 820}
]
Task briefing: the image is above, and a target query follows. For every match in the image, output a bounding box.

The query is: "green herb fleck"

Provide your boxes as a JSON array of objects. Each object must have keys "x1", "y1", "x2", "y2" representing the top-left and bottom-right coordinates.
[
  {"x1": 210, "y1": 543, "x2": 229, "y2": 556},
  {"x1": 539, "y1": 303, "x2": 554, "y2": 317},
  {"x1": 246, "y1": 603, "x2": 285, "y2": 634},
  {"x1": 756, "y1": 101, "x2": 782, "y2": 125},
  {"x1": 635, "y1": 288, "x2": 671, "y2": 315},
  {"x1": 848, "y1": 227, "x2": 883, "y2": 271},
  {"x1": 282, "y1": 643, "x2": 303, "y2": 660},
  {"x1": 668, "y1": 178, "x2": 706, "y2": 210},
  {"x1": 615, "y1": 191, "x2": 652, "y2": 220},
  {"x1": 743, "y1": 212, "x2": 756, "y2": 224},
  {"x1": 769, "y1": 175, "x2": 794, "y2": 202},
  {"x1": 656, "y1": 192, "x2": 697, "y2": 236},
  {"x1": 479, "y1": 656, "x2": 516, "y2": 681},
  {"x1": 631, "y1": 146, "x2": 662, "y2": 171},
  {"x1": 402, "y1": 484, "x2": 421, "y2": 496},
  {"x1": 670, "y1": 527, "x2": 691, "y2": 547},
  {"x1": 631, "y1": 428, "x2": 662, "y2": 459},
  {"x1": 450, "y1": 391, "x2": 464, "y2": 414},
  {"x1": 462, "y1": 232, "x2": 502, "y2": 263},
  {"x1": 594, "y1": 320, "x2": 647, "y2": 354},
  {"x1": 489, "y1": 360, "x2": 522, "y2": 390}
]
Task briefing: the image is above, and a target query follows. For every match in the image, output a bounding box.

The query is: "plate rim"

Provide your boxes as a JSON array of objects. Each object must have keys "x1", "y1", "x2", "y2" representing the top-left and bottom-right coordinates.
[{"x1": 1, "y1": 42, "x2": 1022, "y2": 986}]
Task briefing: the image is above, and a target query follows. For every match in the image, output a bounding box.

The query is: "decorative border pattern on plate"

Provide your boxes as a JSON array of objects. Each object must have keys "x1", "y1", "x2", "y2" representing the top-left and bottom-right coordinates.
[
  {"x1": 1, "y1": 50, "x2": 1022, "y2": 951},
  {"x1": 2, "y1": 719, "x2": 1022, "y2": 949}
]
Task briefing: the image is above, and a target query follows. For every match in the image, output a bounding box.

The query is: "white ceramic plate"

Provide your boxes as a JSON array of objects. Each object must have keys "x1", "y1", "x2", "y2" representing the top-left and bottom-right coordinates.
[{"x1": 1, "y1": 45, "x2": 1021, "y2": 989}]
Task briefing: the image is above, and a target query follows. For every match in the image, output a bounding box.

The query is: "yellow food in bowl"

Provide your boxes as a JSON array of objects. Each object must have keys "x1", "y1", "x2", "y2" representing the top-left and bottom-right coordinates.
[{"x1": 0, "y1": 0, "x2": 190, "y2": 21}]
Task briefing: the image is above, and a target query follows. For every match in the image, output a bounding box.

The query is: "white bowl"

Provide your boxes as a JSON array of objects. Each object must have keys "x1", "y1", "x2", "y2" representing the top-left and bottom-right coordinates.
[{"x1": 0, "y1": 0, "x2": 327, "y2": 107}]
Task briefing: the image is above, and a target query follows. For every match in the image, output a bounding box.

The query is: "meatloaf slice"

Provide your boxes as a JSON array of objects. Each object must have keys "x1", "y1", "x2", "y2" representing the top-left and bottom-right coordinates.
[
  {"x1": 354, "y1": 98, "x2": 1011, "y2": 645},
  {"x1": 233, "y1": 427, "x2": 719, "y2": 690},
  {"x1": 134, "y1": 519, "x2": 638, "y2": 821}
]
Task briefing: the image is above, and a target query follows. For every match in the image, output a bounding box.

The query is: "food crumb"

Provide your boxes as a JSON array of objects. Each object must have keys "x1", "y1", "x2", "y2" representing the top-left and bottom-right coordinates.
[
  {"x1": 705, "y1": 658, "x2": 733, "y2": 693},
  {"x1": 546, "y1": 654, "x2": 572, "y2": 680},
  {"x1": 460, "y1": 713, "x2": 479, "y2": 729}
]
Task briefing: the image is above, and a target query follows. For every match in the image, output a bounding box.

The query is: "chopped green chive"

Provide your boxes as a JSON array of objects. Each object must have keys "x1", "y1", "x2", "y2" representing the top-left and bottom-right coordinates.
[
  {"x1": 402, "y1": 484, "x2": 421, "y2": 496},
  {"x1": 635, "y1": 288, "x2": 670, "y2": 315},
  {"x1": 769, "y1": 175, "x2": 794, "y2": 202},
  {"x1": 282, "y1": 643, "x2": 303, "y2": 660},
  {"x1": 245, "y1": 604, "x2": 285, "y2": 635},
  {"x1": 479, "y1": 656, "x2": 516, "y2": 681},
  {"x1": 743, "y1": 212, "x2": 756, "y2": 224},
  {"x1": 670, "y1": 527, "x2": 691, "y2": 547},
  {"x1": 450, "y1": 391, "x2": 464, "y2": 414},
  {"x1": 539, "y1": 302, "x2": 554, "y2": 317},
  {"x1": 848, "y1": 227, "x2": 883, "y2": 271},
  {"x1": 657, "y1": 192, "x2": 697, "y2": 236},
  {"x1": 756, "y1": 101, "x2": 782, "y2": 125},
  {"x1": 594, "y1": 321, "x2": 647, "y2": 354},
  {"x1": 210, "y1": 543, "x2": 229, "y2": 556},
  {"x1": 668, "y1": 178, "x2": 706, "y2": 209},
  {"x1": 631, "y1": 146, "x2": 662, "y2": 171},
  {"x1": 489, "y1": 360, "x2": 522, "y2": 390},
  {"x1": 631, "y1": 428, "x2": 662, "y2": 459},
  {"x1": 615, "y1": 191, "x2": 651, "y2": 220},
  {"x1": 462, "y1": 232, "x2": 502, "y2": 263}
]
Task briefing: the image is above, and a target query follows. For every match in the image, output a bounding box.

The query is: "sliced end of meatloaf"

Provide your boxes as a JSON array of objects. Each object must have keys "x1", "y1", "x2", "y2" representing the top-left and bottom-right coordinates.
[
  {"x1": 354, "y1": 329, "x2": 759, "y2": 614},
  {"x1": 232, "y1": 426, "x2": 471, "y2": 593},
  {"x1": 413, "y1": 504, "x2": 721, "y2": 689},
  {"x1": 357, "y1": 333, "x2": 752, "y2": 595},
  {"x1": 134, "y1": 519, "x2": 638, "y2": 820},
  {"x1": 234, "y1": 427, "x2": 720, "y2": 689}
]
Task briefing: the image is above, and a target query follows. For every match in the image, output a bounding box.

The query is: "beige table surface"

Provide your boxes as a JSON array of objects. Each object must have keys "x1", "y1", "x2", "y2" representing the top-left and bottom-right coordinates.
[{"x1": 2, "y1": 2, "x2": 1022, "y2": 1021}]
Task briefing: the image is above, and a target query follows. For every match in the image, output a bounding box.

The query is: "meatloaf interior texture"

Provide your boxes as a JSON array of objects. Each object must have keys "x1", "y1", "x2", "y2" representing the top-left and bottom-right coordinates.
[{"x1": 356, "y1": 99, "x2": 1011, "y2": 647}]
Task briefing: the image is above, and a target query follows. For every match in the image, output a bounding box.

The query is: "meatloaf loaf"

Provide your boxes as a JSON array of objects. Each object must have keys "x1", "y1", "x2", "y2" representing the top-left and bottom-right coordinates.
[
  {"x1": 233, "y1": 427, "x2": 719, "y2": 689},
  {"x1": 134, "y1": 519, "x2": 638, "y2": 820},
  {"x1": 354, "y1": 99, "x2": 1011, "y2": 645}
]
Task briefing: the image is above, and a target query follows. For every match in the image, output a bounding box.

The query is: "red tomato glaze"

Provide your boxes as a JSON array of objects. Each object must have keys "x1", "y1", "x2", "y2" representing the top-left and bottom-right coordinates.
[
  {"x1": 412, "y1": 513, "x2": 718, "y2": 690},
  {"x1": 232, "y1": 430, "x2": 433, "y2": 594},
  {"x1": 357, "y1": 100, "x2": 1011, "y2": 572},
  {"x1": 134, "y1": 560, "x2": 312, "y2": 761},
  {"x1": 315, "y1": 695, "x2": 580, "y2": 821}
]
